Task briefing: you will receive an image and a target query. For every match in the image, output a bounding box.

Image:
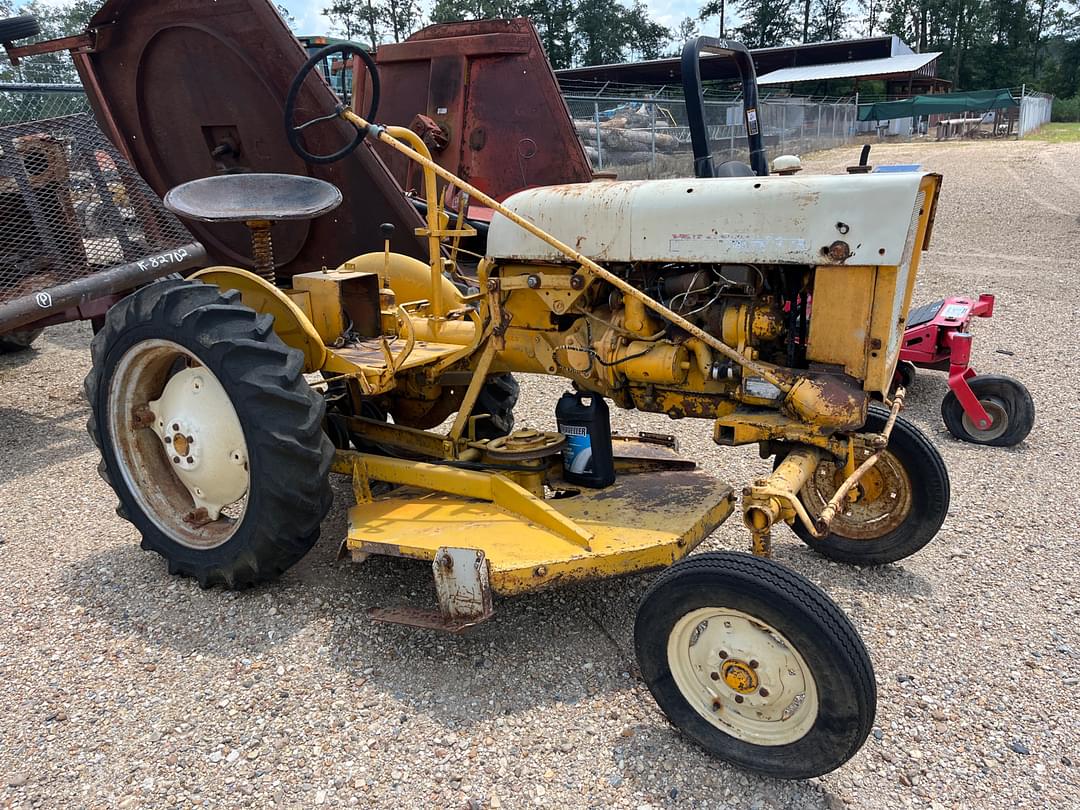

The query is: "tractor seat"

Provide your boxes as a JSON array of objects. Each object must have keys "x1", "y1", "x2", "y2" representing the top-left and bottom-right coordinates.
[
  {"x1": 714, "y1": 160, "x2": 755, "y2": 178},
  {"x1": 906, "y1": 299, "x2": 945, "y2": 328},
  {"x1": 163, "y1": 173, "x2": 343, "y2": 223}
]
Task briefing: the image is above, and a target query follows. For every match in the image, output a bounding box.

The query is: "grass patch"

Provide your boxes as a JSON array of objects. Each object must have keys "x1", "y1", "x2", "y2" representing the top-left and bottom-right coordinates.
[{"x1": 1026, "y1": 122, "x2": 1080, "y2": 142}]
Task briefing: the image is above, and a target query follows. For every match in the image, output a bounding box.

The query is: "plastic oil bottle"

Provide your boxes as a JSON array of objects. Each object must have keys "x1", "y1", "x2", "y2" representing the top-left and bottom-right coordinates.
[{"x1": 555, "y1": 391, "x2": 616, "y2": 488}]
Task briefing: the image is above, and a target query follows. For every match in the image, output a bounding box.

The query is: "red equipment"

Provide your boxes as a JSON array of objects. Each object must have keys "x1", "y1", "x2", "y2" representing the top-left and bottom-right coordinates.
[{"x1": 898, "y1": 294, "x2": 1034, "y2": 446}]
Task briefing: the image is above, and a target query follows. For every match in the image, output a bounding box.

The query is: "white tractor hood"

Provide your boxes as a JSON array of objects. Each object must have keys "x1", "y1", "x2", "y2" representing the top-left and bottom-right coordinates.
[{"x1": 486, "y1": 173, "x2": 929, "y2": 266}]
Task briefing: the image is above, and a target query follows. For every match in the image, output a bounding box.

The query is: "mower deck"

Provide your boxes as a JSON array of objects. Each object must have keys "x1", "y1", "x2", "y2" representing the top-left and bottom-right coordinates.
[{"x1": 345, "y1": 469, "x2": 735, "y2": 597}]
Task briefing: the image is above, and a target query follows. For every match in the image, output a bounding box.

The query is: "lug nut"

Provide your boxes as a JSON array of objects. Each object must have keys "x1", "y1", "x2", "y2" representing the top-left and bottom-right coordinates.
[
  {"x1": 718, "y1": 650, "x2": 728, "y2": 659},
  {"x1": 749, "y1": 660, "x2": 759, "y2": 669},
  {"x1": 710, "y1": 672, "x2": 720, "y2": 681},
  {"x1": 734, "y1": 695, "x2": 744, "y2": 704},
  {"x1": 172, "y1": 456, "x2": 180, "y2": 464},
  {"x1": 186, "y1": 457, "x2": 193, "y2": 464},
  {"x1": 172, "y1": 423, "x2": 180, "y2": 432},
  {"x1": 759, "y1": 687, "x2": 769, "y2": 697}
]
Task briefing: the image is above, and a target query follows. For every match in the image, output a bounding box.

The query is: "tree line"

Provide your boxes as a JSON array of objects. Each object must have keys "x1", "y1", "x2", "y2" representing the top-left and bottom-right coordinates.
[
  {"x1": 326, "y1": 0, "x2": 1080, "y2": 99},
  {"x1": 2, "y1": 0, "x2": 1079, "y2": 104}
]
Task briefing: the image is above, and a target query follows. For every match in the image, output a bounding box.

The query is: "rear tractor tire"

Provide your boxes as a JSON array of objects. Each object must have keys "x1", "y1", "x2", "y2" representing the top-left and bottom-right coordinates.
[
  {"x1": 472, "y1": 373, "x2": 519, "y2": 440},
  {"x1": 635, "y1": 552, "x2": 876, "y2": 779},
  {"x1": 782, "y1": 402, "x2": 950, "y2": 566},
  {"x1": 941, "y1": 374, "x2": 1033, "y2": 447},
  {"x1": 894, "y1": 360, "x2": 917, "y2": 391},
  {"x1": 0, "y1": 328, "x2": 42, "y2": 353},
  {"x1": 85, "y1": 280, "x2": 334, "y2": 588}
]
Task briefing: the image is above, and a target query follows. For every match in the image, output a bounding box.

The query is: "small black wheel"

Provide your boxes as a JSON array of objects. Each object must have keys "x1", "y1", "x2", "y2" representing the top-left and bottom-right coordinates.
[
  {"x1": 85, "y1": 280, "x2": 334, "y2": 588},
  {"x1": 894, "y1": 360, "x2": 917, "y2": 391},
  {"x1": 941, "y1": 374, "x2": 1033, "y2": 447},
  {"x1": 783, "y1": 402, "x2": 949, "y2": 565},
  {"x1": 635, "y1": 551, "x2": 876, "y2": 779},
  {"x1": 284, "y1": 43, "x2": 380, "y2": 165},
  {"x1": 0, "y1": 328, "x2": 42, "y2": 353},
  {"x1": 472, "y1": 374, "x2": 519, "y2": 440},
  {"x1": 0, "y1": 15, "x2": 41, "y2": 43}
]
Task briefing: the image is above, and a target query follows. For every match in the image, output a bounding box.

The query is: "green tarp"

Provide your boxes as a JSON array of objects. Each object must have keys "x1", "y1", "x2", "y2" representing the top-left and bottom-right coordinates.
[{"x1": 858, "y1": 89, "x2": 1018, "y2": 121}]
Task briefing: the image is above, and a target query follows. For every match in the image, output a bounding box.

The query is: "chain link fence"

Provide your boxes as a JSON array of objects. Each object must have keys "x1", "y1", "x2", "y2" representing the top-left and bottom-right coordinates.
[
  {"x1": 0, "y1": 82, "x2": 89, "y2": 125},
  {"x1": 562, "y1": 89, "x2": 857, "y2": 179},
  {"x1": 1018, "y1": 90, "x2": 1053, "y2": 137},
  {"x1": 0, "y1": 83, "x2": 201, "y2": 333}
]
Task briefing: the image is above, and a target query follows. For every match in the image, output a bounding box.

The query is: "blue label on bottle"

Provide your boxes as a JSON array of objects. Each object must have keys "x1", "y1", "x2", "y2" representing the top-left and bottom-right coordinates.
[{"x1": 558, "y1": 423, "x2": 593, "y2": 475}]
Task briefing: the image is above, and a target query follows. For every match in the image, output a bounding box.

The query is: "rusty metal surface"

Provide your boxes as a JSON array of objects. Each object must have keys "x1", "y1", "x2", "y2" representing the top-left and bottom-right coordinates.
[
  {"x1": 610, "y1": 435, "x2": 697, "y2": 474},
  {"x1": 368, "y1": 605, "x2": 491, "y2": 634},
  {"x1": 371, "y1": 18, "x2": 594, "y2": 203},
  {"x1": 78, "y1": 0, "x2": 427, "y2": 277}
]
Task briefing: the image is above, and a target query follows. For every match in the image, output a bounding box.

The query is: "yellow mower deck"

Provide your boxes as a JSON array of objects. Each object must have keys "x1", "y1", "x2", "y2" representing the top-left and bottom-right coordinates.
[{"x1": 346, "y1": 468, "x2": 734, "y2": 597}]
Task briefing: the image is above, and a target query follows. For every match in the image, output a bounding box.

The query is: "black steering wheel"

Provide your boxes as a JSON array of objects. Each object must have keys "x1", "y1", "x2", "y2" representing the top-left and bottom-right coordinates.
[{"x1": 284, "y1": 43, "x2": 381, "y2": 165}]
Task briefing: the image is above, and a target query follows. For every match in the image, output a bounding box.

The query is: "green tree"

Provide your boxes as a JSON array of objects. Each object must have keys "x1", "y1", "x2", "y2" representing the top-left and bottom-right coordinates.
[
  {"x1": 275, "y1": 3, "x2": 296, "y2": 27},
  {"x1": 858, "y1": 0, "x2": 882, "y2": 36},
  {"x1": 734, "y1": 0, "x2": 798, "y2": 47},
  {"x1": 670, "y1": 15, "x2": 700, "y2": 53},
  {"x1": 524, "y1": 0, "x2": 576, "y2": 69},
  {"x1": 385, "y1": 0, "x2": 420, "y2": 41},
  {"x1": 811, "y1": 0, "x2": 848, "y2": 40},
  {"x1": 699, "y1": 0, "x2": 728, "y2": 38},
  {"x1": 625, "y1": 1, "x2": 670, "y2": 59},
  {"x1": 430, "y1": 0, "x2": 521, "y2": 23},
  {"x1": 324, "y1": 0, "x2": 381, "y2": 45}
]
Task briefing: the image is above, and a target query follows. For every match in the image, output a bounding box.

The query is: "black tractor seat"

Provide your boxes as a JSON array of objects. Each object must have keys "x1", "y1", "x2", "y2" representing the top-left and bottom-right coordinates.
[
  {"x1": 164, "y1": 173, "x2": 342, "y2": 223},
  {"x1": 906, "y1": 299, "x2": 945, "y2": 328}
]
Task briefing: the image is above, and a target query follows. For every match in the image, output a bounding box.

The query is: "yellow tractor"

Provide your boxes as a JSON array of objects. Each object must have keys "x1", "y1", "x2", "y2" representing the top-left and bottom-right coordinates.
[{"x1": 85, "y1": 39, "x2": 948, "y2": 778}]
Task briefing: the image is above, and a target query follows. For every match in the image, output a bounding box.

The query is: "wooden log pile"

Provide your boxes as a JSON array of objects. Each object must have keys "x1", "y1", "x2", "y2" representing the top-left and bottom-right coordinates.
[{"x1": 574, "y1": 107, "x2": 681, "y2": 165}]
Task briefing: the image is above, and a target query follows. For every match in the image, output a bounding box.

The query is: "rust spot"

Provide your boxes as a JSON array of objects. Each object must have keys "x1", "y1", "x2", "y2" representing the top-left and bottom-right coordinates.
[
  {"x1": 182, "y1": 507, "x2": 213, "y2": 528},
  {"x1": 409, "y1": 114, "x2": 449, "y2": 153},
  {"x1": 825, "y1": 240, "x2": 851, "y2": 263},
  {"x1": 131, "y1": 405, "x2": 156, "y2": 429},
  {"x1": 173, "y1": 433, "x2": 190, "y2": 456}
]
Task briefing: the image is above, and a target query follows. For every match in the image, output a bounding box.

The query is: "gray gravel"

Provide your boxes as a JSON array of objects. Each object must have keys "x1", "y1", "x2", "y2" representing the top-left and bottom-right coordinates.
[{"x1": 2, "y1": 138, "x2": 1079, "y2": 809}]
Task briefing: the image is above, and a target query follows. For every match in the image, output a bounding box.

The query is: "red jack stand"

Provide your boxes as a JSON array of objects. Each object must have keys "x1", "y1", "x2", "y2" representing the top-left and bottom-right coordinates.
[{"x1": 898, "y1": 294, "x2": 1034, "y2": 446}]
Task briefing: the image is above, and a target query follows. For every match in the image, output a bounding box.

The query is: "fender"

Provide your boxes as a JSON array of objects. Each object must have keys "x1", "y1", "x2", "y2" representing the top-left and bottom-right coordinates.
[{"x1": 190, "y1": 266, "x2": 328, "y2": 372}]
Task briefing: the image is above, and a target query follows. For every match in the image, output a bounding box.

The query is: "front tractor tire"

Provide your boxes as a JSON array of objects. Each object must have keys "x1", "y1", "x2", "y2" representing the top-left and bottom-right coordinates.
[
  {"x1": 85, "y1": 280, "x2": 334, "y2": 588},
  {"x1": 635, "y1": 552, "x2": 876, "y2": 779},
  {"x1": 783, "y1": 402, "x2": 950, "y2": 566}
]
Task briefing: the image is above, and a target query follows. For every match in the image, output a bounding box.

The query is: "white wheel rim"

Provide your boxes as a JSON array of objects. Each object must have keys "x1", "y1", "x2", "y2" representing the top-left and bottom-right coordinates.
[
  {"x1": 667, "y1": 607, "x2": 819, "y2": 746},
  {"x1": 107, "y1": 339, "x2": 250, "y2": 549}
]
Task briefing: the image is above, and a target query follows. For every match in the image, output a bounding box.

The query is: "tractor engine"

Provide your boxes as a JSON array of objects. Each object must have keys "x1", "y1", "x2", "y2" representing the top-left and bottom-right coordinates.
[{"x1": 480, "y1": 172, "x2": 938, "y2": 443}]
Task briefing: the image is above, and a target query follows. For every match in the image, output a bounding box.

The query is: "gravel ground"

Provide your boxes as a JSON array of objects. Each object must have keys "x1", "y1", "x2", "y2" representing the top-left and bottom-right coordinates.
[{"x1": 1, "y1": 139, "x2": 1078, "y2": 810}]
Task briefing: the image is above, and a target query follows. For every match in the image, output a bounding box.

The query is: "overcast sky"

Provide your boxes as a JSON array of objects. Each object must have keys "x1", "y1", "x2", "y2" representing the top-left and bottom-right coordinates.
[{"x1": 278, "y1": 0, "x2": 719, "y2": 37}]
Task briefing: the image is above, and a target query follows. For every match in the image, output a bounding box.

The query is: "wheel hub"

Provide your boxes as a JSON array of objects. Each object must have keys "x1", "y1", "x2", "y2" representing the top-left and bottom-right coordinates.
[
  {"x1": 721, "y1": 659, "x2": 759, "y2": 693},
  {"x1": 148, "y1": 367, "x2": 249, "y2": 520},
  {"x1": 808, "y1": 448, "x2": 912, "y2": 540},
  {"x1": 667, "y1": 607, "x2": 819, "y2": 746},
  {"x1": 961, "y1": 396, "x2": 1009, "y2": 441}
]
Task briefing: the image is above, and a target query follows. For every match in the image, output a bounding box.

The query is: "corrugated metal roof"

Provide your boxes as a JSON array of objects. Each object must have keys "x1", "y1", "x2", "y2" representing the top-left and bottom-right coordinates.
[{"x1": 757, "y1": 52, "x2": 941, "y2": 85}]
